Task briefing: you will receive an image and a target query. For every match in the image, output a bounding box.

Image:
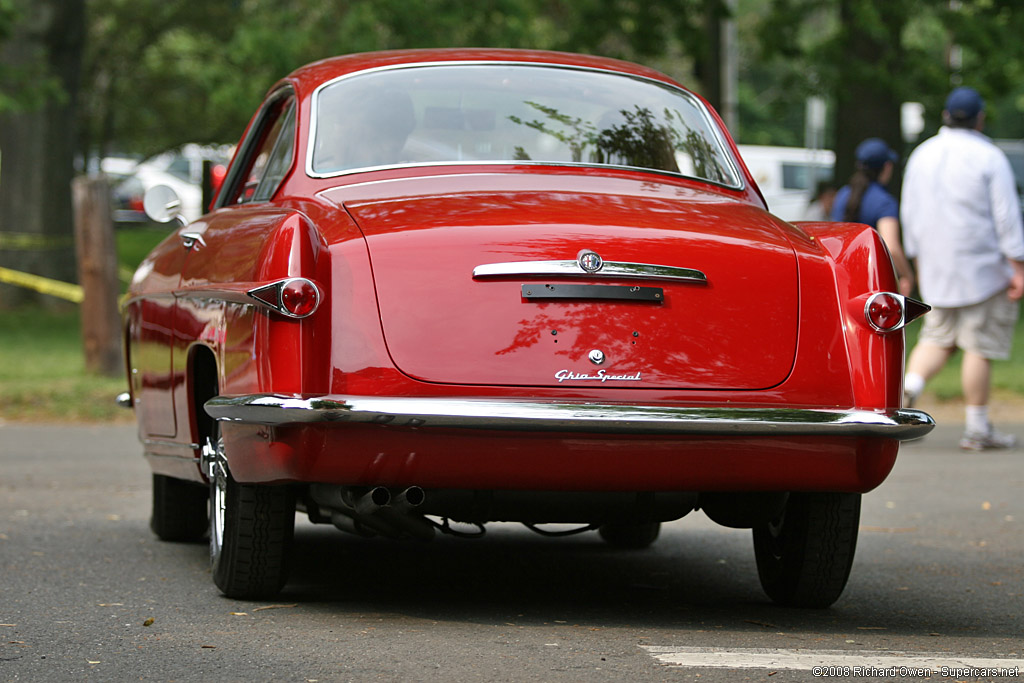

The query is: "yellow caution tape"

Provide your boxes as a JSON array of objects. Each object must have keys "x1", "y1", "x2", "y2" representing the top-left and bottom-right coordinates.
[{"x1": 0, "y1": 266, "x2": 83, "y2": 303}]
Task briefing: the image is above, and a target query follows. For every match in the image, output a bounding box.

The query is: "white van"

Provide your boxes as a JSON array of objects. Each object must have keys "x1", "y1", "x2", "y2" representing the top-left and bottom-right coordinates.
[{"x1": 736, "y1": 145, "x2": 835, "y2": 221}]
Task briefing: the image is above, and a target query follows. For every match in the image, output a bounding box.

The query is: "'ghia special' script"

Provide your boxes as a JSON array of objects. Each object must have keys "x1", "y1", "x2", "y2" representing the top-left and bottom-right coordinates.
[{"x1": 555, "y1": 369, "x2": 643, "y2": 383}]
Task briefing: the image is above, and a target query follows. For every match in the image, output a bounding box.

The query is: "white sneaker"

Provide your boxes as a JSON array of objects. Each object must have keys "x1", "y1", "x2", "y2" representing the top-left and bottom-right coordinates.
[{"x1": 959, "y1": 427, "x2": 1018, "y2": 451}]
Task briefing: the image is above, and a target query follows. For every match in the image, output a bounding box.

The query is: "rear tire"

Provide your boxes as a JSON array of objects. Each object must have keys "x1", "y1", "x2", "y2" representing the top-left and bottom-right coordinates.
[
  {"x1": 753, "y1": 492, "x2": 860, "y2": 608},
  {"x1": 150, "y1": 474, "x2": 208, "y2": 542},
  {"x1": 208, "y1": 429, "x2": 295, "y2": 599},
  {"x1": 598, "y1": 521, "x2": 661, "y2": 549}
]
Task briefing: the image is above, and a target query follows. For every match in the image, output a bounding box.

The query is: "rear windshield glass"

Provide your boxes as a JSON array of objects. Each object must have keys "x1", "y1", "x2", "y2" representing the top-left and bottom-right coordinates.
[{"x1": 309, "y1": 63, "x2": 740, "y2": 187}]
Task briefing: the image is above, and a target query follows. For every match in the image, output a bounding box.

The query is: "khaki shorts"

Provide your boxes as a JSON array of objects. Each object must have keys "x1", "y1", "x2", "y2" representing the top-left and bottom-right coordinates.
[{"x1": 919, "y1": 290, "x2": 1020, "y2": 360}]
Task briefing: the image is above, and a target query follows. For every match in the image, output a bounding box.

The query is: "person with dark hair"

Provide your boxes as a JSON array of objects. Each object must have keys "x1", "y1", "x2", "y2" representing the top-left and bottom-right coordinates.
[
  {"x1": 802, "y1": 180, "x2": 837, "y2": 221},
  {"x1": 315, "y1": 88, "x2": 416, "y2": 172},
  {"x1": 831, "y1": 138, "x2": 915, "y2": 295},
  {"x1": 901, "y1": 86, "x2": 1024, "y2": 450}
]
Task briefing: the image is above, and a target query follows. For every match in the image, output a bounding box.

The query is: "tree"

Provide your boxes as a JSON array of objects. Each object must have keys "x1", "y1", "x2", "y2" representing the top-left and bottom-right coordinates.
[
  {"x1": 829, "y1": 1, "x2": 908, "y2": 186},
  {"x1": 757, "y1": 0, "x2": 1024, "y2": 184},
  {"x1": 78, "y1": 0, "x2": 237, "y2": 160},
  {"x1": 0, "y1": 0, "x2": 85, "y2": 306},
  {"x1": 76, "y1": 0, "x2": 737, "y2": 160}
]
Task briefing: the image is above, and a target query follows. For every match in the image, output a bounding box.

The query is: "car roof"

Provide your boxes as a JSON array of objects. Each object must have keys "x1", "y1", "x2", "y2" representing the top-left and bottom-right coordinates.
[{"x1": 282, "y1": 48, "x2": 683, "y2": 95}]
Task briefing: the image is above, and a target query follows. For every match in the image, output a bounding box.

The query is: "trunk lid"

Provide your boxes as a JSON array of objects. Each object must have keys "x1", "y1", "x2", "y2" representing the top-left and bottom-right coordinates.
[{"x1": 323, "y1": 174, "x2": 799, "y2": 391}]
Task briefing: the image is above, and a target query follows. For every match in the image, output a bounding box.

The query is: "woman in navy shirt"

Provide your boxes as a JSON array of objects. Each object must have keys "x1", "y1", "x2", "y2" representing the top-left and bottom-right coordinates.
[{"x1": 832, "y1": 137, "x2": 915, "y2": 295}]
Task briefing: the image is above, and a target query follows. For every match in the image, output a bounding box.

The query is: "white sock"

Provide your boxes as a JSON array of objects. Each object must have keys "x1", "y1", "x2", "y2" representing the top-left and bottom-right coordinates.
[
  {"x1": 965, "y1": 405, "x2": 990, "y2": 435},
  {"x1": 904, "y1": 372, "x2": 925, "y2": 398}
]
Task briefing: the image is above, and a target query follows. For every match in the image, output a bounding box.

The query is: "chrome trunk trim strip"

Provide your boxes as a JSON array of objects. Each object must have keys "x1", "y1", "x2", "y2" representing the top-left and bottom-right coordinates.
[
  {"x1": 473, "y1": 260, "x2": 707, "y2": 283},
  {"x1": 205, "y1": 394, "x2": 934, "y2": 440}
]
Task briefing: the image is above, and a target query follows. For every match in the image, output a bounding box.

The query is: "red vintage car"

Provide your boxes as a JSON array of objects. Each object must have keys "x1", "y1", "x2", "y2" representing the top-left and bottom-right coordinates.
[{"x1": 121, "y1": 48, "x2": 934, "y2": 606}]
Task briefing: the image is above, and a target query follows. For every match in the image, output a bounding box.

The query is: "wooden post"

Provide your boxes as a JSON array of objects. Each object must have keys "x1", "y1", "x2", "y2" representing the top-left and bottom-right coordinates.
[{"x1": 72, "y1": 175, "x2": 122, "y2": 376}]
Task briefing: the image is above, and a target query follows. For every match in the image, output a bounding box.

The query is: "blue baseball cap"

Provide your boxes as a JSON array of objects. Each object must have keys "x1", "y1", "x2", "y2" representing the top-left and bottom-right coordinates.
[
  {"x1": 945, "y1": 86, "x2": 984, "y2": 121},
  {"x1": 855, "y1": 138, "x2": 898, "y2": 170}
]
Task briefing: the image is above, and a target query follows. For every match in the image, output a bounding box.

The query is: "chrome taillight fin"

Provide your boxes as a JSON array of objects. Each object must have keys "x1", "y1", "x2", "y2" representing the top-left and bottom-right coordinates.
[
  {"x1": 864, "y1": 292, "x2": 931, "y2": 333},
  {"x1": 902, "y1": 296, "x2": 931, "y2": 326},
  {"x1": 246, "y1": 277, "x2": 322, "y2": 319},
  {"x1": 248, "y1": 283, "x2": 281, "y2": 308}
]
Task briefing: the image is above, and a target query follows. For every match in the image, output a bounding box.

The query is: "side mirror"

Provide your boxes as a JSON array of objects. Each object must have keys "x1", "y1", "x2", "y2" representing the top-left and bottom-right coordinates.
[{"x1": 143, "y1": 185, "x2": 184, "y2": 224}]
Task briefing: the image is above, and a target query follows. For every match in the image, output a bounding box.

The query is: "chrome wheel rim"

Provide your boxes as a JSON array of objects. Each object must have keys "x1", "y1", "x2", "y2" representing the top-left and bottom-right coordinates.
[{"x1": 208, "y1": 435, "x2": 227, "y2": 565}]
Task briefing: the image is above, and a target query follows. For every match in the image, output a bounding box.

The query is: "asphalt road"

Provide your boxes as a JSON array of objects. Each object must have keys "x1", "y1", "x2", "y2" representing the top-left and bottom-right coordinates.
[{"x1": 1, "y1": 421, "x2": 1023, "y2": 682}]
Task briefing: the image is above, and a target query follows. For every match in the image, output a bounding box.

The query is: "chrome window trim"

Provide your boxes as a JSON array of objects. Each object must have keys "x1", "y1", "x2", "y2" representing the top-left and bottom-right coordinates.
[
  {"x1": 214, "y1": 85, "x2": 297, "y2": 210},
  {"x1": 305, "y1": 61, "x2": 744, "y2": 190},
  {"x1": 206, "y1": 393, "x2": 935, "y2": 441},
  {"x1": 473, "y1": 260, "x2": 708, "y2": 284},
  {"x1": 251, "y1": 98, "x2": 299, "y2": 202}
]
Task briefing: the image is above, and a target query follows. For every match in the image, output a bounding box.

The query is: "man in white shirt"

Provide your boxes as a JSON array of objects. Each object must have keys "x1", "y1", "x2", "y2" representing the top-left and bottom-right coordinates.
[{"x1": 901, "y1": 86, "x2": 1024, "y2": 450}]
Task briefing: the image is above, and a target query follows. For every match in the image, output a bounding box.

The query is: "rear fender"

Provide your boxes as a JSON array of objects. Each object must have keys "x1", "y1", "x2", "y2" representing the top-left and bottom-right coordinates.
[
  {"x1": 251, "y1": 211, "x2": 331, "y2": 396},
  {"x1": 176, "y1": 205, "x2": 331, "y2": 400},
  {"x1": 796, "y1": 221, "x2": 903, "y2": 410}
]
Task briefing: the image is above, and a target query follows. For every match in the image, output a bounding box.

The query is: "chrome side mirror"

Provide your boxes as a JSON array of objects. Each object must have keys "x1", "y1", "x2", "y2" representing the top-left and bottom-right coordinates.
[{"x1": 143, "y1": 185, "x2": 185, "y2": 225}]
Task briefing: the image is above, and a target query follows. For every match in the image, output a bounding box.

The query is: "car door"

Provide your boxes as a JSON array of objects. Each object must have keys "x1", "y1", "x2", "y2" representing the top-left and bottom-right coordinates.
[
  {"x1": 126, "y1": 243, "x2": 188, "y2": 439},
  {"x1": 170, "y1": 90, "x2": 300, "y2": 429}
]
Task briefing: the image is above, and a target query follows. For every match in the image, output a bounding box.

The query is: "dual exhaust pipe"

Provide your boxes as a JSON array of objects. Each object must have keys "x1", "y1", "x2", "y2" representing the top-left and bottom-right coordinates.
[{"x1": 309, "y1": 485, "x2": 434, "y2": 541}]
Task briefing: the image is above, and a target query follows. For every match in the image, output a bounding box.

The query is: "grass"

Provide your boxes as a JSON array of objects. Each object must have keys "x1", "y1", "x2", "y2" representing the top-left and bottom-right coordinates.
[
  {"x1": 0, "y1": 308, "x2": 132, "y2": 421},
  {"x1": 0, "y1": 224, "x2": 169, "y2": 422},
  {"x1": 903, "y1": 310, "x2": 1024, "y2": 401},
  {"x1": 115, "y1": 223, "x2": 173, "y2": 280},
  {"x1": 2, "y1": 224, "x2": 1023, "y2": 421}
]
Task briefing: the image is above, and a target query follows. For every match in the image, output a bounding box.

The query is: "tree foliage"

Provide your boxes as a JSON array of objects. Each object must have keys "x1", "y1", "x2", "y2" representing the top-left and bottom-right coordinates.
[
  {"x1": 78, "y1": 0, "x2": 236, "y2": 158},
  {"x1": 77, "y1": 0, "x2": 741, "y2": 158},
  {"x1": 0, "y1": 0, "x2": 84, "y2": 302},
  {"x1": 755, "y1": 0, "x2": 1024, "y2": 181},
  {"x1": 6, "y1": 0, "x2": 1024, "y2": 192},
  {"x1": 2, "y1": 0, "x2": 1024, "y2": 306},
  {"x1": 0, "y1": 0, "x2": 67, "y2": 113}
]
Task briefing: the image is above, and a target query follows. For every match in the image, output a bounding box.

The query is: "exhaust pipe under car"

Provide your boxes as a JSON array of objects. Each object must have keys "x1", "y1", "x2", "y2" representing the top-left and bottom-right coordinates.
[{"x1": 309, "y1": 484, "x2": 434, "y2": 541}]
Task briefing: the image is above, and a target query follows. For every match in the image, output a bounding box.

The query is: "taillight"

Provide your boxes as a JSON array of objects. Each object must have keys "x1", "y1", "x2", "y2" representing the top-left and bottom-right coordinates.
[
  {"x1": 280, "y1": 278, "x2": 319, "y2": 317},
  {"x1": 865, "y1": 292, "x2": 904, "y2": 331},
  {"x1": 247, "y1": 277, "x2": 321, "y2": 319},
  {"x1": 863, "y1": 292, "x2": 931, "y2": 333}
]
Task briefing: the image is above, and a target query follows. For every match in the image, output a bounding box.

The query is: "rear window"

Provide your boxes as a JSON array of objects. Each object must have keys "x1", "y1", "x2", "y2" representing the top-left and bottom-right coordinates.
[{"x1": 309, "y1": 63, "x2": 740, "y2": 187}]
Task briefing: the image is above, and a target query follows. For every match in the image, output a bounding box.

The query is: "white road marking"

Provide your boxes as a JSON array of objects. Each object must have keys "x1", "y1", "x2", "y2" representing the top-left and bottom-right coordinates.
[{"x1": 641, "y1": 646, "x2": 1024, "y2": 675}]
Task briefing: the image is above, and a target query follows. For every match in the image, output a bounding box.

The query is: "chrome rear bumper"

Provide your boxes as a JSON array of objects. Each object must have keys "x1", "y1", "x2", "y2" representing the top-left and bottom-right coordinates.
[{"x1": 205, "y1": 394, "x2": 935, "y2": 441}]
